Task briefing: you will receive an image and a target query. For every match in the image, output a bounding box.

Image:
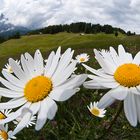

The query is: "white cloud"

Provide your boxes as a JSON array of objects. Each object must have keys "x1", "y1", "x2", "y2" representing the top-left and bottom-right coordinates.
[{"x1": 0, "y1": 0, "x2": 140, "y2": 33}]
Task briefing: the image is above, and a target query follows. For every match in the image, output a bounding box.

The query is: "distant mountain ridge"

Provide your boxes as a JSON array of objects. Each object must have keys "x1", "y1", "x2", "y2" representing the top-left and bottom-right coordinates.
[{"x1": 0, "y1": 13, "x2": 29, "y2": 38}]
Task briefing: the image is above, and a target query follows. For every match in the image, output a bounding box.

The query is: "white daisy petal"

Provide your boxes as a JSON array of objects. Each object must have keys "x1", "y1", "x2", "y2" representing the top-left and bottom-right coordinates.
[
  {"x1": 0, "y1": 125, "x2": 5, "y2": 130},
  {"x1": 52, "y1": 49, "x2": 74, "y2": 80},
  {"x1": 0, "y1": 98, "x2": 27, "y2": 110},
  {"x1": 130, "y1": 87, "x2": 140, "y2": 95},
  {"x1": 35, "y1": 98, "x2": 48, "y2": 131},
  {"x1": 118, "y1": 45, "x2": 133, "y2": 63},
  {"x1": 94, "y1": 49, "x2": 114, "y2": 74},
  {"x1": 44, "y1": 51, "x2": 55, "y2": 74},
  {"x1": 124, "y1": 93, "x2": 137, "y2": 127},
  {"x1": 88, "y1": 74, "x2": 115, "y2": 82},
  {"x1": 34, "y1": 50, "x2": 44, "y2": 75},
  {"x1": 2, "y1": 70, "x2": 25, "y2": 88},
  {"x1": 46, "y1": 97, "x2": 58, "y2": 120},
  {"x1": 20, "y1": 55, "x2": 32, "y2": 78},
  {"x1": 133, "y1": 52, "x2": 140, "y2": 65},
  {"x1": 58, "y1": 74, "x2": 87, "y2": 89},
  {"x1": 135, "y1": 95, "x2": 140, "y2": 123},
  {"x1": 8, "y1": 131, "x2": 17, "y2": 139},
  {"x1": 84, "y1": 79, "x2": 119, "y2": 89},
  {"x1": 49, "y1": 88, "x2": 78, "y2": 101},
  {"x1": 24, "y1": 52, "x2": 36, "y2": 76},
  {"x1": 136, "y1": 87, "x2": 140, "y2": 94},
  {"x1": 35, "y1": 98, "x2": 58, "y2": 130},
  {"x1": 98, "y1": 92, "x2": 116, "y2": 108},
  {"x1": 0, "y1": 88, "x2": 23, "y2": 98},
  {"x1": 9, "y1": 58, "x2": 28, "y2": 83},
  {"x1": 99, "y1": 114, "x2": 105, "y2": 118},
  {"x1": 109, "y1": 47, "x2": 120, "y2": 66},
  {"x1": 53, "y1": 60, "x2": 77, "y2": 86},
  {"x1": 100, "y1": 49, "x2": 117, "y2": 71},
  {"x1": 118, "y1": 45, "x2": 127, "y2": 62},
  {"x1": 92, "y1": 76, "x2": 119, "y2": 88},
  {"x1": 110, "y1": 86, "x2": 128, "y2": 100},
  {"x1": 84, "y1": 80, "x2": 107, "y2": 89},
  {"x1": 127, "y1": 53, "x2": 133, "y2": 62},
  {"x1": 29, "y1": 102, "x2": 40, "y2": 115},
  {"x1": 82, "y1": 64, "x2": 113, "y2": 79},
  {"x1": 46, "y1": 47, "x2": 61, "y2": 77},
  {"x1": 0, "y1": 77, "x2": 23, "y2": 92}
]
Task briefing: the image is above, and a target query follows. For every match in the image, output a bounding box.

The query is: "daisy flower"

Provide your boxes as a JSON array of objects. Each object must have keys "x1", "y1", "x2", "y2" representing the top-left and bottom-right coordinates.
[
  {"x1": 87, "y1": 102, "x2": 106, "y2": 118},
  {"x1": 0, "y1": 47, "x2": 87, "y2": 131},
  {"x1": 0, "y1": 110, "x2": 12, "y2": 120},
  {"x1": 3, "y1": 60, "x2": 20, "y2": 74},
  {"x1": 0, "y1": 124, "x2": 16, "y2": 140},
  {"x1": 76, "y1": 53, "x2": 89, "y2": 63},
  {"x1": 83, "y1": 45, "x2": 140, "y2": 126}
]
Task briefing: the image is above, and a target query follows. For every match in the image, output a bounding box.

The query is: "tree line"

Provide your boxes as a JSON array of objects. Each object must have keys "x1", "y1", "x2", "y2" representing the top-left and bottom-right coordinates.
[
  {"x1": 0, "y1": 32, "x2": 21, "y2": 43},
  {"x1": 0, "y1": 22, "x2": 136, "y2": 44},
  {"x1": 28, "y1": 22, "x2": 135, "y2": 36}
]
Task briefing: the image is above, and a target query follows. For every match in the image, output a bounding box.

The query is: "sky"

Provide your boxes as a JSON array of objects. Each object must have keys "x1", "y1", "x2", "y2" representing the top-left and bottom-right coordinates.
[{"x1": 0, "y1": 0, "x2": 140, "y2": 33}]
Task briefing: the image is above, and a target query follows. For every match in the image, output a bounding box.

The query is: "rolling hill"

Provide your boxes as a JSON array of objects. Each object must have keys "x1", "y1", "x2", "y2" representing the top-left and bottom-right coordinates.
[{"x1": 0, "y1": 32, "x2": 139, "y2": 70}]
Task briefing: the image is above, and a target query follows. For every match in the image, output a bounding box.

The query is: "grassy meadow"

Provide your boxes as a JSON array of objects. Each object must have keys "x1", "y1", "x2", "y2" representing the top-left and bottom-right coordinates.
[{"x1": 0, "y1": 32, "x2": 140, "y2": 140}]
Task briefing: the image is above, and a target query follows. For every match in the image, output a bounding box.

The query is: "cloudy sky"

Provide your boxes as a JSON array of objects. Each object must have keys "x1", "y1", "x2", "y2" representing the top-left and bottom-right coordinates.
[{"x1": 0, "y1": 0, "x2": 140, "y2": 33}]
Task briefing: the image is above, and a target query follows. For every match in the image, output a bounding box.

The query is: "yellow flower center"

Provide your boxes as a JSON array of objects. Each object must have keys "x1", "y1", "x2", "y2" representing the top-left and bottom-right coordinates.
[
  {"x1": 0, "y1": 112, "x2": 6, "y2": 120},
  {"x1": 91, "y1": 108, "x2": 100, "y2": 116},
  {"x1": 0, "y1": 130, "x2": 8, "y2": 140},
  {"x1": 24, "y1": 76, "x2": 52, "y2": 103},
  {"x1": 114, "y1": 63, "x2": 140, "y2": 87},
  {"x1": 80, "y1": 58, "x2": 85, "y2": 62},
  {"x1": 8, "y1": 66, "x2": 13, "y2": 73}
]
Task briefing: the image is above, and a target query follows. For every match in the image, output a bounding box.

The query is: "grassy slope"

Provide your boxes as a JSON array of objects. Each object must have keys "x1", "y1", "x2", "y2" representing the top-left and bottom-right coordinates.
[
  {"x1": 0, "y1": 32, "x2": 140, "y2": 140},
  {"x1": 0, "y1": 32, "x2": 140, "y2": 69}
]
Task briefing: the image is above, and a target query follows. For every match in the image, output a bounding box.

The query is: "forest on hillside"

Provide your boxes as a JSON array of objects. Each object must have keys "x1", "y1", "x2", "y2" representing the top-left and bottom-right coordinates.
[{"x1": 28, "y1": 22, "x2": 135, "y2": 36}]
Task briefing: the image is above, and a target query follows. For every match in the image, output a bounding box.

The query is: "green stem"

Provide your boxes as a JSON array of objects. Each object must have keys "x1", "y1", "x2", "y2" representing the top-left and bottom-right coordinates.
[
  {"x1": 84, "y1": 67, "x2": 87, "y2": 74},
  {"x1": 106, "y1": 101, "x2": 123, "y2": 131},
  {"x1": 97, "y1": 101, "x2": 123, "y2": 140}
]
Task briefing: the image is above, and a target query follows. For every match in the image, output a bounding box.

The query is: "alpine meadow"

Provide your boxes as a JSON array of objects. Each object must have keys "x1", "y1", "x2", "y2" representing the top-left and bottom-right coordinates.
[{"x1": 0, "y1": 32, "x2": 140, "y2": 140}]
